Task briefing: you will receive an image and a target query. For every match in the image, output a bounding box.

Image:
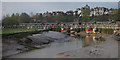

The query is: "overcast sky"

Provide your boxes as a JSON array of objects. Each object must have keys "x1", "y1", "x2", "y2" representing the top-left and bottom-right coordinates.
[
  {"x1": 1, "y1": 0, "x2": 120, "y2": 2},
  {"x1": 0, "y1": 2, "x2": 2, "y2": 20},
  {"x1": 0, "y1": 0, "x2": 120, "y2": 20}
]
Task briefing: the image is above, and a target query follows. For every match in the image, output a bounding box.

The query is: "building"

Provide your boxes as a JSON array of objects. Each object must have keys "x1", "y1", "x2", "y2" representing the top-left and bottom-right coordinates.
[
  {"x1": 90, "y1": 8, "x2": 94, "y2": 16},
  {"x1": 55, "y1": 11, "x2": 64, "y2": 15},
  {"x1": 108, "y1": 9, "x2": 118, "y2": 14},
  {"x1": 66, "y1": 11, "x2": 73, "y2": 15},
  {"x1": 75, "y1": 5, "x2": 90, "y2": 17},
  {"x1": 41, "y1": 5, "x2": 117, "y2": 17},
  {"x1": 76, "y1": 8, "x2": 82, "y2": 17},
  {"x1": 104, "y1": 8, "x2": 109, "y2": 15},
  {"x1": 92, "y1": 7, "x2": 110, "y2": 16},
  {"x1": 73, "y1": 11, "x2": 78, "y2": 16},
  {"x1": 94, "y1": 7, "x2": 100, "y2": 16},
  {"x1": 43, "y1": 11, "x2": 52, "y2": 17},
  {"x1": 36, "y1": 13, "x2": 42, "y2": 16},
  {"x1": 84, "y1": 4, "x2": 90, "y2": 9},
  {"x1": 99, "y1": 7, "x2": 105, "y2": 15}
]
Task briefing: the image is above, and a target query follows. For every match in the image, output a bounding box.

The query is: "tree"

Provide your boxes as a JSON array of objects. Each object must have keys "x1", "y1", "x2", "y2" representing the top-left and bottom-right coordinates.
[
  {"x1": 2, "y1": 13, "x2": 19, "y2": 26},
  {"x1": 31, "y1": 13, "x2": 43, "y2": 23},
  {"x1": 81, "y1": 8, "x2": 90, "y2": 22},
  {"x1": 18, "y1": 13, "x2": 31, "y2": 23}
]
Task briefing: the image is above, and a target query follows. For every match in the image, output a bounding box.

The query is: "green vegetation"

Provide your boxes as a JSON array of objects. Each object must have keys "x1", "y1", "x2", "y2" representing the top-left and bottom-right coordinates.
[
  {"x1": 42, "y1": 15, "x2": 78, "y2": 23},
  {"x1": 80, "y1": 28, "x2": 86, "y2": 31},
  {"x1": 90, "y1": 14, "x2": 120, "y2": 22},
  {"x1": 2, "y1": 13, "x2": 80, "y2": 27},
  {"x1": 2, "y1": 9, "x2": 120, "y2": 27},
  {"x1": 81, "y1": 8, "x2": 91, "y2": 22},
  {"x1": 2, "y1": 28, "x2": 45, "y2": 34},
  {"x1": 2, "y1": 14, "x2": 19, "y2": 26},
  {"x1": 100, "y1": 28, "x2": 114, "y2": 34}
]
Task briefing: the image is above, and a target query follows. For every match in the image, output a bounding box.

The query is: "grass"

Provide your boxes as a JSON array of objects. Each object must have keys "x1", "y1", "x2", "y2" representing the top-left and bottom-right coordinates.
[
  {"x1": 1, "y1": 28, "x2": 114, "y2": 35},
  {"x1": 100, "y1": 28, "x2": 114, "y2": 35},
  {"x1": 1, "y1": 28, "x2": 45, "y2": 34}
]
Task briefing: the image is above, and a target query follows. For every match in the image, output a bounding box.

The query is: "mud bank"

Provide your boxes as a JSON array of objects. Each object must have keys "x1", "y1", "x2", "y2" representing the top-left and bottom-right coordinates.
[
  {"x1": 2, "y1": 31, "x2": 74, "y2": 58},
  {"x1": 56, "y1": 32, "x2": 118, "y2": 58}
]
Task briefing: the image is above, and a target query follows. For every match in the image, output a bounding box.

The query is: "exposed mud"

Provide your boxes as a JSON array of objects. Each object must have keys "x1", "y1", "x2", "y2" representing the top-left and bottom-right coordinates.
[
  {"x1": 3, "y1": 31, "x2": 118, "y2": 58},
  {"x1": 2, "y1": 31, "x2": 74, "y2": 58},
  {"x1": 56, "y1": 32, "x2": 118, "y2": 58}
]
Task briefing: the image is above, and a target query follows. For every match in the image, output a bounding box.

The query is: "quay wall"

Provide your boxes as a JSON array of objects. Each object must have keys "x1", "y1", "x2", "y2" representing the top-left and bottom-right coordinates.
[{"x1": 17, "y1": 23, "x2": 120, "y2": 30}]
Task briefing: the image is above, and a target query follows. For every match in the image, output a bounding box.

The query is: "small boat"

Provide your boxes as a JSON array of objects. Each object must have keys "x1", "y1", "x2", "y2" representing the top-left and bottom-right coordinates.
[
  {"x1": 114, "y1": 36, "x2": 120, "y2": 40},
  {"x1": 93, "y1": 28, "x2": 100, "y2": 34},
  {"x1": 86, "y1": 28, "x2": 93, "y2": 34},
  {"x1": 114, "y1": 29, "x2": 120, "y2": 40},
  {"x1": 61, "y1": 28, "x2": 67, "y2": 32},
  {"x1": 114, "y1": 33, "x2": 120, "y2": 40}
]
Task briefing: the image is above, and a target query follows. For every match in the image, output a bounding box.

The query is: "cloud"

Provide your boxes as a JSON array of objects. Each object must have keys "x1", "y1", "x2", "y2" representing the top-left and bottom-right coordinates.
[{"x1": 2, "y1": 0, "x2": 120, "y2": 2}]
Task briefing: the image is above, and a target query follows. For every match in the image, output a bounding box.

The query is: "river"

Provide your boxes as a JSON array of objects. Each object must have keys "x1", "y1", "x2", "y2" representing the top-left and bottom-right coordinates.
[
  {"x1": 7, "y1": 32, "x2": 118, "y2": 58},
  {"x1": 8, "y1": 36, "x2": 83, "y2": 58}
]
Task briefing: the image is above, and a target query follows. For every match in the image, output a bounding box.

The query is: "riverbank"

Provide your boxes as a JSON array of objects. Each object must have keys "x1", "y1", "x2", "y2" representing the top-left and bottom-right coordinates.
[
  {"x1": 2, "y1": 31, "x2": 75, "y2": 59},
  {"x1": 2, "y1": 28, "x2": 117, "y2": 58},
  {"x1": 2, "y1": 28, "x2": 48, "y2": 58},
  {"x1": 2, "y1": 30, "x2": 46, "y2": 58},
  {"x1": 2, "y1": 28, "x2": 45, "y2": 35},
  {"x1": 56, "y1": 32, "x2": 118, "y2": 58}
]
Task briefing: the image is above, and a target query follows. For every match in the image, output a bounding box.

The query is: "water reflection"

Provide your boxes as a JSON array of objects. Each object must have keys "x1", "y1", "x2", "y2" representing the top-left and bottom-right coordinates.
[
  {"x1": 8, "y1": 32, "x2": 106, "y2": 58},
  {"x1": 69, "y1": 34, "x2": 105, "y2": 57},
  {"x1": 68, "y1": 34, "x2": 105, "y2": 48}
]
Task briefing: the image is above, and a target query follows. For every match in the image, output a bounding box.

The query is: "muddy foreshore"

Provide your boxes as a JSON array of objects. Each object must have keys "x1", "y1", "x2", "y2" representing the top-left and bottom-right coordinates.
[
  {"x1": 56, "y1": 32, "x2": 118, "y2": 58},
  {"x1": 2, "y1": 31, "x2": 75, "y2": 58},
  {"x1": 2, "y1": 30, "x2": 118, "y2": 58}
]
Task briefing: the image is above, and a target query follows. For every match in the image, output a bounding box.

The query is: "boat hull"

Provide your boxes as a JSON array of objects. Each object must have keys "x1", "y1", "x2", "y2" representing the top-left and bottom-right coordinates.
[
  {"x1": 86, "y1": 30, "x2": 93, "y2": 34},
  {"x1": 114, "y1": 36, "x2": 120, "y2": 40}
]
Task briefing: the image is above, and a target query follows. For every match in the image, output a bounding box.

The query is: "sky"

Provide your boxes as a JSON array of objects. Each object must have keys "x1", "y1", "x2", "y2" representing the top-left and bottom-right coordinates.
[
  {"x1": 0, "y1": 2, "x2": 2, "y2": 20},
  {"x1": 1, "y1": 0, "x2": 120, "y2": 2},
  {"x1": 0, "y1": 0, "x2": 120, "y2": 20}
]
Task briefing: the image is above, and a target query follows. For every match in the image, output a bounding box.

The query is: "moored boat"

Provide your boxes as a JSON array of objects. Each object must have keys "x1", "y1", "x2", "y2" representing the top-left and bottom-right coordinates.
[
  {"x1": 114, "y1": 29, "x2": 120, "y2": 40},
  {"x1": 61, "y1": 28, "x2": 67, "y2": 32},
  {"x1": 93, "y1": 28, "x2": 100, "y2": 34},
  {"x1": 114, "y1": 36, "x2": 120, "y2": 40},
  {"x1": 86, "y1": 27, "x2": 93, "y2": 34}
]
